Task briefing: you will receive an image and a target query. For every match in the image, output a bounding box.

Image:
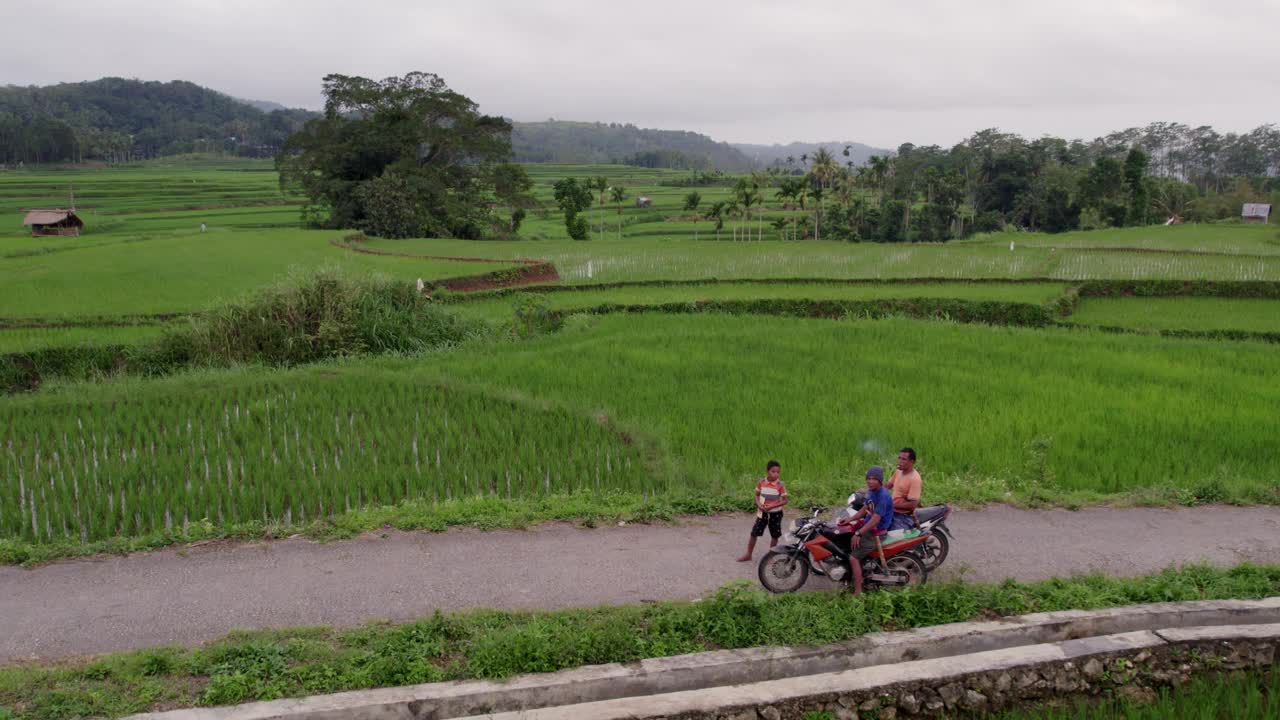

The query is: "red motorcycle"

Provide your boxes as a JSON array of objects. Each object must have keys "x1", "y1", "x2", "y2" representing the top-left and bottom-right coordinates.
[{"x1": 757, "y1": 500, "x2": 930, "y2": 594}]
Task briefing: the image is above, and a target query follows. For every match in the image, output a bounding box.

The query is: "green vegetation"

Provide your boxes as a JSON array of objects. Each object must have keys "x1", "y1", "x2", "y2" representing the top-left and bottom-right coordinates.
[
  {"x1": 448, "y1": 281, "x2": 1069, "y2": 323},
  {"x1": 6, "y1": 314, "x2": 1280, "y2": 552},
  {"x1": 0, "y1": 325, "x2": 169, "y2": 354},
  {"x1": 1, "y1": 564, "x2": 1276, "y2": 718},
  {"x1": 964, "y1": 223, "x2": 1280, "y2": 256},
  {"x1": 1070, "y1": 297, "x2": 1280, "y2": 334},
  {"x1": 0, "y1": 363, "x2": 649, "y2": 545},
  {"x1": 277, "y1": 72, "x2": 529, "y2": 239},
  {"x1": 994, "y1": 667, "x2": 1280, "y2": 720},
  {"x1": 0, "y1": 78, "x2": 312, "y2": 163},
  {"x1": 0, "y1": 230, "x2": 511, "y2": 320},
  {"x1": 420, "y1": 314, "x2": 1280, "y2": 503},
  {"x1": 4, "y1": 157, "x2": 1280, "y2": 555}
]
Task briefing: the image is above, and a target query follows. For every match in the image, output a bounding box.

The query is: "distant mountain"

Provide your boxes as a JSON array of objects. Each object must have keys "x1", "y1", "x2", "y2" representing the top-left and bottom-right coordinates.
[
  {"x1": 0, "y1": 78, "x2": 315, "y2": 163},
  {"x1": 732, "y1": 141, "x2": 890, "y2": 169},
  {"x1": 512, "y1": 120, "x2": 755, "y2": 171}
]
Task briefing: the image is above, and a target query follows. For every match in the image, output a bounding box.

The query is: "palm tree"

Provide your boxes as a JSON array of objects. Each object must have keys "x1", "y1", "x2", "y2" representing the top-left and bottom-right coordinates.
[
  {"x1": 686, "y1": 190, "x2": 706, "y2": 240},
  {"x1": 868, "y1": 155, "x2": 890, "y2": 208},
  {"x1": 751, "y1": 170, "x2": 771, "y2": 240},
  {"x1": 707, "y1": 201, "x2": 726, "y2": 240},
  {"x1": 610, "y1": 185, "x2": 627, "y2": 240},
  {"x1": 591, "y1": 176, "x2": 609, "y2": 240},
  {"x1": 810, "y1": 148, "x2": 839, "y2": 242},
  {"x1": 725, "y1": 196, "x2": 742, "y2": 241},
  {"x1": 771, "y1": 216, "x2": 789, "y2": 241},
  {"x1": 793, "y1": 183, "x2": 810, "y2": 241},
  {"x1": 809, "y1": 183, "x2": 825, "y2": 241}
]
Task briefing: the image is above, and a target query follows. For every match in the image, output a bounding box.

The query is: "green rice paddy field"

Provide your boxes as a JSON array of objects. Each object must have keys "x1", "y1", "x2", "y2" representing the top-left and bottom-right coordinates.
[
  {"x1": 1069, "y1": 297, "x2": 1280, "y2": 334},
  {"x1": 5, "y1": 315, "x2": 1279, "y2": 545},
  {"x1": 448, "y1": 281, "x2": 1070, "y2": 322},
  {"x1": 2, "y1": 158, "x2": 1280, "y2": 551}
]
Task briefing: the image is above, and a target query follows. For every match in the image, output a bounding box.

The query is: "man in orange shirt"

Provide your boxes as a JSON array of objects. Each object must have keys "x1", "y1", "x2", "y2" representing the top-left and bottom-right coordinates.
[{"x1": 886, "y1": 447, "x2": 922, "y2": 530}]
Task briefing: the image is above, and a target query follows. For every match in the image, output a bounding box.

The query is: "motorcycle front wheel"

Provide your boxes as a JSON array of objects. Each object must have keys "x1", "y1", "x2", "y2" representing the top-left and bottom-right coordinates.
[{"x1": 758, "y1": 549, "x2": 810, "y2": 593}]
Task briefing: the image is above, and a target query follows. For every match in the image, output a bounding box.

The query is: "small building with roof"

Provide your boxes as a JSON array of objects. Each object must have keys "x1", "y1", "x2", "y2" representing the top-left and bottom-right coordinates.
[
  {"x1": 22, "y1": 208, "x2": 84, "y2": 237},
  {"x1": 1242, "y1": 203, "x2": 1271, "y2": 224}
]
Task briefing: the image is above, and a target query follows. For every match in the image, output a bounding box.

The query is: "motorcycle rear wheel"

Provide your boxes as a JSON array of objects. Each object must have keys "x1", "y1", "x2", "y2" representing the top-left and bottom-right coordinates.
[
  {"x1": 758, "y1": 549, "x2": 810, "y2": 593},
  {"x1": 920, "y1": 530, "x2": 949, "y2": 571}
]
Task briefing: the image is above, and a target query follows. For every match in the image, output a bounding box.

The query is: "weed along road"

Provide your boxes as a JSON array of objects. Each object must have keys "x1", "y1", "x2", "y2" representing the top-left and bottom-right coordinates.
[{"x1": 2, "y1": 506, "x2": 1278, "y2": 662}]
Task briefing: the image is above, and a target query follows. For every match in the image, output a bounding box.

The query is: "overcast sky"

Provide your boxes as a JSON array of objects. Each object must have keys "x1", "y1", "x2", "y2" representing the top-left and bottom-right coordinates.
[{"x1": 4, "y1": 0, "x2": 1278, "y2": 148}]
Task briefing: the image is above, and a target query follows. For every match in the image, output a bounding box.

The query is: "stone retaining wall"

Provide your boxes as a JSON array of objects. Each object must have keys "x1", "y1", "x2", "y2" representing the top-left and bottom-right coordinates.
[{"x1": 693, "y1": 630, "x2": 1276, "y2": 720}]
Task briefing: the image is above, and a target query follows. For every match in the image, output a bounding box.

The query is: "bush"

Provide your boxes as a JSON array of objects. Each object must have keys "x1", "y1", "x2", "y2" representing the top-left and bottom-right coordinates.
[
  {"x1": 512, "y1": 293, "x2": 563, "y2": 338},
  {"x1": 183, "y1": 269, "x2": 484, "y2": 366}
]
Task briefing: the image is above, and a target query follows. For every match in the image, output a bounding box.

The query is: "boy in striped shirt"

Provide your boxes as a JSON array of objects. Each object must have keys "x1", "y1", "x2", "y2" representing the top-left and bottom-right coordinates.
[{"x1": 736, "y1": 460, "x2": 789, "y2": 562}]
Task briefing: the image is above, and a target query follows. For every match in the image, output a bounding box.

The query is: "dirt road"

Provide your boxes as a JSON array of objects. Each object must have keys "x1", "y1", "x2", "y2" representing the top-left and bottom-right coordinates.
[{"x1": 2, "y1": 505, "x2": 1278, "y2": 662}]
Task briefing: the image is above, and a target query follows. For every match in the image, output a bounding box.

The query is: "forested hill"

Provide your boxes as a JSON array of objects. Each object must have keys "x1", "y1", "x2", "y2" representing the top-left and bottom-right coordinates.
[
  {"x1": 511, "y1": 120, "x2": 756, "y2": 170},
  {"x1": 732, "y1": 141, "x2": 889, "y2": 168},
  {"x1": 0, "y1": 78, "x2": 314, "y2": 163}
]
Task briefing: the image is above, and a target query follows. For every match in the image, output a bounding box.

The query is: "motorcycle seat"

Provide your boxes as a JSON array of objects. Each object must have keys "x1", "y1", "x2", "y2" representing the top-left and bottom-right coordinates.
[{"x1": 915, "y1": 505, "x2": 948, "y2": 523}]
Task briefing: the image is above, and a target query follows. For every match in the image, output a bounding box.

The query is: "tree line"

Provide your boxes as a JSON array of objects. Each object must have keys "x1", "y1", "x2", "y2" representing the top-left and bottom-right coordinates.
[{"x1": 706, "y1": 124, "x2": 1280, "y2": 243}]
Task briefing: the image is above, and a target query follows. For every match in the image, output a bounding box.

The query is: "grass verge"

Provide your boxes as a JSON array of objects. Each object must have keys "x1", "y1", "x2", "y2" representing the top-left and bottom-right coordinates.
[{"x1": 1, "y1": 564, "x2": 1277, "y2": 719}]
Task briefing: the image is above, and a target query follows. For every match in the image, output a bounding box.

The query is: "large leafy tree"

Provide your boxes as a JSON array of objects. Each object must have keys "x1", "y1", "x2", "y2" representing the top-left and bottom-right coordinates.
[
  {"x1": 552, "y1": 177, "x2": 593, "y2": 240},
  {"x1": 277, "y1": 72, "x2": 513, "y2": 239}
]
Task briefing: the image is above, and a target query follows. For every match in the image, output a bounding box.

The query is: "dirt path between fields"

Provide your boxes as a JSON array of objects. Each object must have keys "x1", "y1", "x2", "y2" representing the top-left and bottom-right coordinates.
[{"x1": 2, "y1": 505, "x2": 1278, "y2": 663}]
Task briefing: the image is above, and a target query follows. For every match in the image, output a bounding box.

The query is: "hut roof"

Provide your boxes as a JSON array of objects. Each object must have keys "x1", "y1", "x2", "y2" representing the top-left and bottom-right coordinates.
[
  {"x1": 1242, "y1": 203, "x2": 1271, "y2": 218},
  {"x1": 22, "y1": 209, "x2": 83, "y2": 226}
]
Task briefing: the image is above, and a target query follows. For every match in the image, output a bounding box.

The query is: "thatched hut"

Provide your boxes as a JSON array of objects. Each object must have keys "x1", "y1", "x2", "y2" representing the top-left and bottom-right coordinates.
[{"x1": 22, "y1": 209, "x2": 84, "y2": 237}]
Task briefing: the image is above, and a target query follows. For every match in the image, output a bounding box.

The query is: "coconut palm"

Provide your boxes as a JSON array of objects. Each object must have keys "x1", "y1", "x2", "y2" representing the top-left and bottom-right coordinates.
[
  {"x1": 868, "y1": 155, "x2": 890, "y2": 207},
  {"x1": 751, "y1": 170, "x2": 771, "y2": 240},
  {"x1": 683, "y1": 190, "x2": 703, "y2": 240},
  {"x1": 610, "y1": 185, "x2": 627, "y2": 240},
  {"x1": 724, "y1": 198, "x2": 741, "y2": 240},
  {"x1": 771, "y1": 216, "x2": 790, "y2": 241},
  {"x1": 591, "y1": 175, "x2": 609, "y2": 240},
  {"x1": 707, "y1": 201, "x2": 727, "y2": 240}
]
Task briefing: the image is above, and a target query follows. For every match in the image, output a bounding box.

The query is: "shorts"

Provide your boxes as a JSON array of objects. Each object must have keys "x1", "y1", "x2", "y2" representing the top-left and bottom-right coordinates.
[
  {"x1": 751, "y1": 511, "x2": 784, "y2": 538},
  {"x1": 851, "y1": 532, "x2": 887, "y2": 560}
]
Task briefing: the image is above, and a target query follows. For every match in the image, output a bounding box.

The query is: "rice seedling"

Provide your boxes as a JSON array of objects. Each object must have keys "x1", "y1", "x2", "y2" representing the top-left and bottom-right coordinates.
[
  {"x1": 0, "y1": 370, "x2": 649, "y2": 543},
  {"x1": 447, "y1": 281, "x2": 1069, "y2": 323},
  {"x1": 1068, "y1": 297, "x2": 1280, "y2": 334}
]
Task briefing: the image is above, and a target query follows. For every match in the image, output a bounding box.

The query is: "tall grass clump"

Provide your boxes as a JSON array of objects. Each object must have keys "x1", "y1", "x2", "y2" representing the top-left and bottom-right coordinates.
[{"x1": 182, "y1": 268, "x2": 485, "y2": 366}]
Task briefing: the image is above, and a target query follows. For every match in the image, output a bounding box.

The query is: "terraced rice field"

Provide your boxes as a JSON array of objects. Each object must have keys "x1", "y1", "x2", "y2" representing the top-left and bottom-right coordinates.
[
  {"x1": 1068, "y1": 297, "x2": 1280, "y2": 334},
  {"x1": 447, "y1": 281, "x2": 1069, "y2": 322}
]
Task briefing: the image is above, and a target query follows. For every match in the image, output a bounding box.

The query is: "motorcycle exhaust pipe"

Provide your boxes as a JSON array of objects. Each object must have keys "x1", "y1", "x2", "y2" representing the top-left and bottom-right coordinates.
[{"x1": 866, "y1": 573, "x2": 908, "y2": 584}]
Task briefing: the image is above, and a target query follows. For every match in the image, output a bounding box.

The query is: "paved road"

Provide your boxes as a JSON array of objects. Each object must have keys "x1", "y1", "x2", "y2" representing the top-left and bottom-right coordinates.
[{"x1": 2, "y1": 505, "x2": 1278, "y2": 663}]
